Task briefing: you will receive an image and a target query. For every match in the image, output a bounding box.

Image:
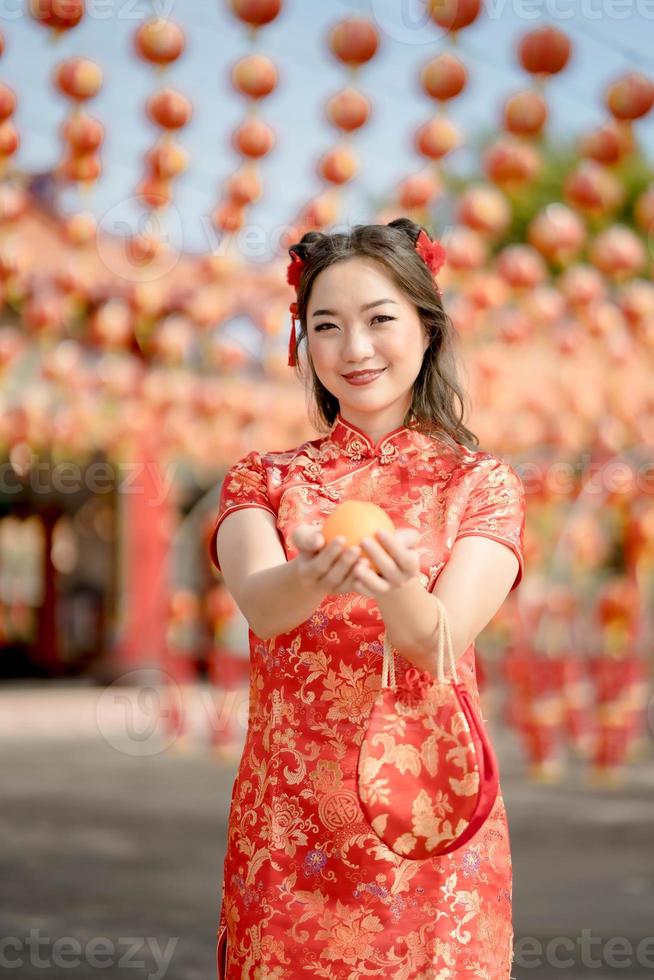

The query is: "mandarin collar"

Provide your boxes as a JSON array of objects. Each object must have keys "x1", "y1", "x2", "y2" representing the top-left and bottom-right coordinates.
[{"x1": 327, "y1": 411, "x2": 429, "y2": 463}]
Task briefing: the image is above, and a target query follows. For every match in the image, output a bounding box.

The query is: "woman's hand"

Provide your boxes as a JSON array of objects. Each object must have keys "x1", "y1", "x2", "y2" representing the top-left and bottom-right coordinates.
[
  {"x1": 351, "y1": 527, "x2": 422, "y2": 599},
  {"x1": 290, "y1": 525, "x2": 363, "y2": 597}
]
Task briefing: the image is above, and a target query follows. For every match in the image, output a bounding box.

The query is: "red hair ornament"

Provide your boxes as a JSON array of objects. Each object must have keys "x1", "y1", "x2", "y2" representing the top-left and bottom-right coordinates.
[{"x1": 286, "y1": 231, "x2": 446, "y2": 367}]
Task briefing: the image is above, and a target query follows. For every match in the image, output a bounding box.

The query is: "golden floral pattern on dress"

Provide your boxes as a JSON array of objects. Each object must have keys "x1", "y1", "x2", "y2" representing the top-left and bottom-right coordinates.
[{"x1": 210, "y1": 412, "x2": 525, "y2": 978}]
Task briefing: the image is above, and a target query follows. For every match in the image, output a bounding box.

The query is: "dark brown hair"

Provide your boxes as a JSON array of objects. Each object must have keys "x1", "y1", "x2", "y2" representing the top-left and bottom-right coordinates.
[{"x1": 287, "y1": 217, "x2": 480, "y2": 454}]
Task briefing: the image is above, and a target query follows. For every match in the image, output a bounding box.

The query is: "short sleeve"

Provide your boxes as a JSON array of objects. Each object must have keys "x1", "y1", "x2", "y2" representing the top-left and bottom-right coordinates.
[
  {"x1": 454, "y1": 457, "x2": 526, "y2": 591},
  {"x1": 209, "y1": 450, "x2": 276, "y2": 572}
]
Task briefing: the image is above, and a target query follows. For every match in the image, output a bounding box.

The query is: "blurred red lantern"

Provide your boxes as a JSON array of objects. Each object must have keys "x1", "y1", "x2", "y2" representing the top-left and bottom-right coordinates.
[
  {"x1": 464, "y1": 270, "x2": 510, "y2": 309},
  {"x1": 58, "y1": 152, "x2": 101, "y2": 184},
  {"x1": 458, "y1": 184, "x2": 511, "y2": 236},
  {"x1": 0, "y1": 239, "x2": 28, "y2": 279},
  {"x1": 0, "y1": 121, "x2": 19, "y2": 161},
  {"x1": 224, "y1": 167, "x2": 262, "y2": 206},
  {"x1": 146, "y1": 88, "x2": 192, "y2": 130},
  {"x1": 134, "y1": 19, "x2": 186, "y2": 67},
  {"x1": 136, "y1": 174, "x2": 172, "y2": 210},
  {"x1": 420, "y1": 53, "x2": 467, "y2": 102},
  {"x1": 558, "y1": 264, "x2": 606, "y2": 307},
  {"x1": 497, "y1": 244, "x2": 547, "y2": 288},
  {"x1": 518, "y1": 26, "x2": 572, "y2": 76},
  {"x1": 23, "y1": 292, "x2": 66, "y2": 334},
  {"x1": 129, "y1": 280, "x2": 166, "y2": 319},
  {"x1": 212, "y1": 201, "x2": 246, "y2": 234},
  {"x1": 415, "y1": 116, "x2": 461, "y2": 160},
  {"x1": 522, "y1": 285, "x2": 566, "y2": 325},
  {"x1": 300, "y1": 195, "x2": 338, "y2": 229},
  {"x1": 582, "y1": 298, "x2": 627, "y2": 339},
  {"x1": 0, "y1": 82, "x2": 16, "y2": 123},
  {"x1": 564, "y1": 160, "x2": 624, "y2": 216},
  {"x1": 328, "y1": 18, "x2": 380, "y2": 68},
  {"x1": 597, "y1": 579, "x2": 640, "y2": 628},
  {"x1": 231, "y1": 54, "x2": 278, "y2": 100},
  {"x1": 92, "y1": 299, "x2": 133, "y2": 349},
  {"x1": 146, "y1": 141, "x2": 188, "y2": 180},
  {"x1": 126, "y1": 233, "x2": 164, "y2": 266},
  {"x1": 633, "y1": 183, "x2": 654, "y2": 234},
  {"x1": 618, "y1": 280, "x2": 654, "y2": 329},
  {"x1": 54, "y1": 58, "x2": 103, "y2": 102},
  {"x1": 30, "y1": 0, "x2": 84, "y2": 31},
  {"x1": 495, "y1": 307, "x2": 532, "y2": 344},
  {"x1": 427, "y1": 0, "x2": 482, "y2": 33},
  {"x1": 589, "y1": 225, "x2": 647, "y2": 280},
  {"x1": 578, "y1": 122, "x2": 634, "y2": 165},
  {"x1": 63, "y1": 211, "x2": 96, "y2": 247},
  {"x1": 0, "y1": 326, "x2": 24, "y2": 369},
  {"x1": 397, "y1": 172, "x2": 441, "y2": 210},
  {"x1": 152, "y1": 315, "x2": 195, "y2": 365},
  {"x1": 232, "y1": 117, "x2": 276, "y2": 158},
  {"x1": 325, "y1": 88, "x2": 371, "y2": 132},
  {"x1": 0, "y1": 183, "x2": 27, "y2": 225},
  {"x1": 444, "y1": 226, "x2": 488, "y2": 271},
  {"x1": 317, "y1": 147, "x2": 358, "y2": 185},
  {"x1": 228, "y1": 0, "x2": 282, "y2": 27},
  {"x1": 527, "y1": 203, "x2": 586, "y2": 264},
  {"x1": 60, "y1": 112, "x2": 104, "y2": 154},
  {"x1": 606, "y1": 72, "x2": 654, "y2": 122},
  {"x1": 185, "y1": 283, "x2": 232, "y2": 326},
  {"x1": 502, "y1": 89, "x2": 548, "y2": 137},
  {"x1": 483, "y1": 136, "x2": 541, "y2": 187},
  {"x1": 0, "y1": 31, "x2": 4, "y2": 57}
]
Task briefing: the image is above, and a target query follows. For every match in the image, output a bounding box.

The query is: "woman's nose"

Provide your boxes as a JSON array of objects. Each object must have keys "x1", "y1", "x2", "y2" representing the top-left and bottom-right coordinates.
[{"x1": 341, "y1": 330, "x2": 375, "y2": 358}]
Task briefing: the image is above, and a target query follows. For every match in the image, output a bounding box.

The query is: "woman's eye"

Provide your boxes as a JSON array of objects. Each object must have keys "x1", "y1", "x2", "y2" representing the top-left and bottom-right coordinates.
[{"x1": 314, "y1": 315, "x2": 394, "y2": 332}]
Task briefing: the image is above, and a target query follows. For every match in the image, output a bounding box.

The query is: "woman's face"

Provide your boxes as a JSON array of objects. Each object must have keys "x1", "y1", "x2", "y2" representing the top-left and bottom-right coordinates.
[{"x1": 305, "y1": 257, "x2": 429, "y2": 433}]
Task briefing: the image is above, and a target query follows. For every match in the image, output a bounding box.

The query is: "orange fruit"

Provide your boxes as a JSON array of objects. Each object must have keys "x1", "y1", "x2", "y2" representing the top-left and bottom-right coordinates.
[{"x1": 322, "y1": 501, "x2": 395, "y2": 573}]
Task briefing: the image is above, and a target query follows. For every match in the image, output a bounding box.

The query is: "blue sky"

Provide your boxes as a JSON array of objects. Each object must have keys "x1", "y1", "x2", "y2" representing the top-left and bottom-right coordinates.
[{"x1": 3, "y1": 0, "x2": 653, "y2": 260}]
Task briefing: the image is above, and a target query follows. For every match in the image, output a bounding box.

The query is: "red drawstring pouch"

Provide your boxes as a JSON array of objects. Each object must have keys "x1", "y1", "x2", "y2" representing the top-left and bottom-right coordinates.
[{"x1": 356, "y1": 595, "x2": 499, "y2": 861}]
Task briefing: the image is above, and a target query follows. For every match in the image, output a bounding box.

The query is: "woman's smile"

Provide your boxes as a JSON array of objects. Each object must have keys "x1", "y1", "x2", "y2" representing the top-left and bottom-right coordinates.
[{"x1": 341, "y1": 368, "x2": 387, "y2": 385}]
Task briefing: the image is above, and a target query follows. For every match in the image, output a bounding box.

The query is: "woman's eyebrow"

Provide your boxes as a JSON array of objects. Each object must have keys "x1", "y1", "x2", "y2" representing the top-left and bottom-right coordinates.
[{"x1": 311, "y1": 298, "x2": 398, "y2": 317}]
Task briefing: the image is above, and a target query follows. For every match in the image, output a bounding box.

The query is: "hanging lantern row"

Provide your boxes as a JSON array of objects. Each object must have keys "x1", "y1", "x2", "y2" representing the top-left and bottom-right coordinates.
[
  {"x1": 285, "y1": 16, "x2": 380, "y2": 247},
  {"x1": 394, "y1": 3, "x2": 482, "y2": 221},
  {"x1": 133, "y1": 19, "x2": 188, "y2": 220},
  {"x1": 211, "y1": 6, "x2": 282, "y2": 244},
  {"x1": 51, "y1": 57, "x2": 104, "y2": 189}
]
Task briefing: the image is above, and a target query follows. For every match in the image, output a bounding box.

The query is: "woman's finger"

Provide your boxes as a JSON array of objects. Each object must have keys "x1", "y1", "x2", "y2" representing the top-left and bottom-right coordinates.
[
  {"x1": 292, "y1": 525, "x2": 323, "y2": 555},
  {"x1": 360, "y1": 535, "x2": 398, "y2": 580}
]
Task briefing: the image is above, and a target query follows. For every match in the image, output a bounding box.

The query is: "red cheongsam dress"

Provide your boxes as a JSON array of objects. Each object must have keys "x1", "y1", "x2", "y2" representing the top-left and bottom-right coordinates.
[{"x1": 209, "y1": 412, "x2": 525, "y2": 980}]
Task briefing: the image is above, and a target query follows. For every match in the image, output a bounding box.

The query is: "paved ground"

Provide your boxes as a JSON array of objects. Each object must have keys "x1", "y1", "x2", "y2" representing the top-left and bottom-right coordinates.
[{"x1": 1, "y1": 682, "x2": 653, "y2": 979}]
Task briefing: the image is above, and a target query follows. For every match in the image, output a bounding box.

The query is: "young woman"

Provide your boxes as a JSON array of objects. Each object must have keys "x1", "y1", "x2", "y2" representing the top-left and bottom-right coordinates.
[{"x1": 210, "y1": 218, "x2": 525, "y2": 979}]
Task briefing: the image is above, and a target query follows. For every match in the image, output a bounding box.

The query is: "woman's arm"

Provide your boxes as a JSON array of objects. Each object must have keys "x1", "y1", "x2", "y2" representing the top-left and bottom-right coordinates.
[
  {"x1": 241, "y1": 559, "x2": 328, "y2": 640},
  {"x1": 216, "y1": 509, "x2": 357, "y2": 640},
  {"x1": 375, "y1": 535, "x2": 520, "y2": 674}
]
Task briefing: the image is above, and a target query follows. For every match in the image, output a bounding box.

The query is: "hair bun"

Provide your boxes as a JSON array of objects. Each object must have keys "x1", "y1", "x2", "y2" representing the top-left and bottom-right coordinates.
[
  {"x1": 387, "y1": 217, "x2": 427, "y2": 247},
  {"x1": 288, "y1": 230, "x2": 324, "y2": 263}
]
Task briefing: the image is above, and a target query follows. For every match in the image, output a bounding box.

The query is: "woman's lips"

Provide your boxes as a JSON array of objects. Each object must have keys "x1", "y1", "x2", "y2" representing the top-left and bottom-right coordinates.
[{"x1": 342, "y1": 369, "x2": 386, "y2": 386}]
